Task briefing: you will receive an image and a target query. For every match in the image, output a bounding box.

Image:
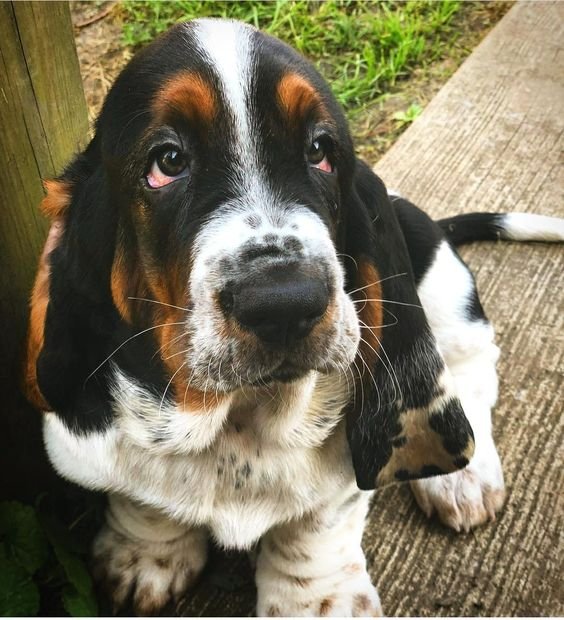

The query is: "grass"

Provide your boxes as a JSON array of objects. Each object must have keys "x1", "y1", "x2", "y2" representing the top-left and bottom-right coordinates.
[{"x1": 119, "y1": 0, "x2": 462, "y2": 112}]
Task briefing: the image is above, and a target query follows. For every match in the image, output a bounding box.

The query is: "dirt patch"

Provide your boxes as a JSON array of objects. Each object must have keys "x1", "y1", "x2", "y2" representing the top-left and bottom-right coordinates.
[
  {"x1": 71, "y1": 1, "x2": 512, "y2": 156},
  {"x1": 71, "y1": 2, "x2": 131, "y2": 125}
]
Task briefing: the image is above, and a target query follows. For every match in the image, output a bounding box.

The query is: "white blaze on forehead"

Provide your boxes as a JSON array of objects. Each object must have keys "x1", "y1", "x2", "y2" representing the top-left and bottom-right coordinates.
[
  {"x1": 191, "y1": 18, "x2": 275, "y2": 216},
  {"x1": 192, "y1": 19, "x2": 255, "y2": 160}
]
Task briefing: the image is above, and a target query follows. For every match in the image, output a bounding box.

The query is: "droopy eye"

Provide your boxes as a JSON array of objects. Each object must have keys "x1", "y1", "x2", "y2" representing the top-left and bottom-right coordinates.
[
  {"x1": 307, "y1": 139, "x2": 333, "y2": 174},
  {"x1": 146, "y1": 148, "x2": 189, "y2": 188}
]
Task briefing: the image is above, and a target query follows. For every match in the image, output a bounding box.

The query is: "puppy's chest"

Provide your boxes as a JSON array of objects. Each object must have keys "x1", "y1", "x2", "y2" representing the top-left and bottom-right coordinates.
[
  {"x1": 118, "y1": 408, "x2": 351, "y2": 547},
  {"x1": 46, "y1": 373, "x2": 354, "y2": 547}
]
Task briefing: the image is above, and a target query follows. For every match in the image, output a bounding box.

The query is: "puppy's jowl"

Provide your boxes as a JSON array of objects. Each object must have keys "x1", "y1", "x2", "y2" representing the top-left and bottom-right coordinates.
[{"x1": 25, "y1": 18, "x2": 563, "y2": 616}]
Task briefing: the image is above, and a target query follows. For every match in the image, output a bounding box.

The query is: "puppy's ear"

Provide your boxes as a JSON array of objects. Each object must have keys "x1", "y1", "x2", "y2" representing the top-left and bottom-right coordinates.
[
  {"x1": 23, "y1": 137, "x2": 122, "y2": 430},
  {"x1": 343, "y1": 161, "x2": 475, "y2": 490}
]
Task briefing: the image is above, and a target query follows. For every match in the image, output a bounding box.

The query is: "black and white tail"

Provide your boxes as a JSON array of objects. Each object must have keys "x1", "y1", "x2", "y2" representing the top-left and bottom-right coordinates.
[{"x1": 437, "y1": 212, "x2": 564, "y2": 246}]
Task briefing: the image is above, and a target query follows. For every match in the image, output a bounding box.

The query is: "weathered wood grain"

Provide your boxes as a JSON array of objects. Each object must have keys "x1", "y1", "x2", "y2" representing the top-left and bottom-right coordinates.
[
  {"x1": 368, "y1": 1, "x2": 563, "y2": 615},
  {"x1": 0, "y1": 1, "x2": 88, "y2": 499},
  {"x1": 0, "y1": 0, "x2": 88, "y2": 380}
]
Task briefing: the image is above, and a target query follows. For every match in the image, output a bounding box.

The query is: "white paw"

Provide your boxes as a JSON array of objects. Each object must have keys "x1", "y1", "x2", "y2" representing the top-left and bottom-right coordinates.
[
  {"x1": 410, "y1": 439, "x2": 505, "y2": 532},
  {"x1": 257, "y1": 569, "x2": 382, "y2": 617},
  {"x1": 91, "y1": 523, "x2": 207, "y2": 615}
]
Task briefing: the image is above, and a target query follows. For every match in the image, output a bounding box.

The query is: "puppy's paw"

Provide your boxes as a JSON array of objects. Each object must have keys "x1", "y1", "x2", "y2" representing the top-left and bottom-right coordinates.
[
  {"x1": 257, "y1": 571, "x2": 382, "y2": 617},
  {"x1": 410, "y1": 442, "x2": 505, "y2": 532},
  {"x1": 92, "y1": 523, "x2": 207, "y2": 615}
]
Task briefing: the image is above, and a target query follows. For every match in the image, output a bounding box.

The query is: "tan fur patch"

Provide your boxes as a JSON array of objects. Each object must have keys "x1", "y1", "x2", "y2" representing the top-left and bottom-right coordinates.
[
  {"x1": 153, "y1": 72, "x2": 216, "y2": 126},
  {"x1": 111, "y1": 248, "x2": 135, "y2": 324},
  {"x1": 353, "y1": 261, "x2": 383, "y2": 371},
  {"x1": 23, "y1": 219, "x2": 65, "y2": 410},
  {"x1": 40, "y1": 180, "x2": 72, "y2": 219},
  {"x1": 375, "y1": 403, "x2": 475, "y2": 486},
  {"x1": 277, "y1": 73, "x2": 328, "y2": 126}
]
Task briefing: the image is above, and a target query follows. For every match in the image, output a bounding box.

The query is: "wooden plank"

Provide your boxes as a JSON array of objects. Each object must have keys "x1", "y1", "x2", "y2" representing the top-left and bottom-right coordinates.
[
  {"x1": 368, "y1": 1, "x2": 564, "y2": 616},
  {"x1": 0, "y1": 1, "x2": 88, "y2": 499},
  {"x1": 0, "y1": 0, "x2": 88, "y2": 384}
]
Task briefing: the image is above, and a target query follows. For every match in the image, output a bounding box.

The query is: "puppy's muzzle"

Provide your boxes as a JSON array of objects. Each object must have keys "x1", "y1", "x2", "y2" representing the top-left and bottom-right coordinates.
[{"x1": 220, "y1": 265, "x2": 329, "y2": 347}]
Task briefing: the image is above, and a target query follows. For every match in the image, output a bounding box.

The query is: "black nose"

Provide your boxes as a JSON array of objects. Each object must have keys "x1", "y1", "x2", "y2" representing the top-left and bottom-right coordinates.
[{"x1": 222, "y1": 269, "x2": 329, "y2": 346}]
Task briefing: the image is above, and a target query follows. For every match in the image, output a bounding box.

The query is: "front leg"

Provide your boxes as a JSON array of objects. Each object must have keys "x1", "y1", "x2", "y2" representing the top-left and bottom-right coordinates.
[
  {"x1": 92, "y1": 494, "x2": 207, "y2": 615},
  {"x1": 256, "y1": 488, "x2": 381, "y2": 617},
  {"x1": 414, "y1": 242, "x2": 507, "y2": 532},
  {"x1": 410, "y1": 344, "x2": 505, "y2": 531}
]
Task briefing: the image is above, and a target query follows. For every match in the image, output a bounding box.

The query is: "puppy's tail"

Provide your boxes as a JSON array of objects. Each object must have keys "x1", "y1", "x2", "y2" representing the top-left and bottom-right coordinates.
[{"x1": 437, "y1": 212, "x2": 564, "y2": 246}]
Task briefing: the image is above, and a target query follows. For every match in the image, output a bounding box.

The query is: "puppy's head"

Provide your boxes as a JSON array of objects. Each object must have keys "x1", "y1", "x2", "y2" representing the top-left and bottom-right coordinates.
[{"x1": 25, "y1": 19, "x2": 474, "y2": 488}]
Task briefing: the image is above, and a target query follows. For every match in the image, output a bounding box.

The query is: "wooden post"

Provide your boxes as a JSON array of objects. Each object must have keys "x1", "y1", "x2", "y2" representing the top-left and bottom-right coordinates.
[{"x1": 0, "y1": 1, "x2": 88, "y2": 499}]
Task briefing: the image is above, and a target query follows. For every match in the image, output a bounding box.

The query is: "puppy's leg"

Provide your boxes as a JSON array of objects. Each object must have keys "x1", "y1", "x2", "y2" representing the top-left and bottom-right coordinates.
[
  {"x1": 412, "y1": 241, "x2": 505, "y2": 531},
  {"x1": 92, "y1": 494, "x2": 207, "y2": 615},
  {"x1": 256, "y1": 488, "x2": 381, "y2": 617}
]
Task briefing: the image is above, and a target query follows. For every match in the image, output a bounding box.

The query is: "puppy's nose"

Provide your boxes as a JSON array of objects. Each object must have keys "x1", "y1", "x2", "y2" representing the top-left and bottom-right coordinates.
[{"x1": 222, "y1": 269, "x2": 329, "y2": 346}]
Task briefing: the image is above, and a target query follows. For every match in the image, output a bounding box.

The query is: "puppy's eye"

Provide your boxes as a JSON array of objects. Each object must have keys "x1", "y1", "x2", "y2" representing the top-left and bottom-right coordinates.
[
  {"x1": 146, "y1": 149, "x2": 189, "y2": 188},
  {"x1": 307, "y1": 139, "x2": 333, "y2": 174}
]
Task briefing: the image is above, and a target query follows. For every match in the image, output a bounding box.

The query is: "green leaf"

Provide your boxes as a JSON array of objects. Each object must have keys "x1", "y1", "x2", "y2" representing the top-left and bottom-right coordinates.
[
  {"x1": 40, "y1": 514, "x2": 97, "y2": 607},
  {"x1": 62, "y1": 584, "x2": 98, "y2": 617},
  {"x1": 393, "y1": 103, "x2": 424, "y2": 126},
  {"x1": 0, "y1": 543, "x2": 40, "y2": 616},
  {"x1": 0, "y1": 502, "x2": 49, "y2": 575},
  {"x1": 51, "y1": 542, "x2": 94, "y2": 599}
]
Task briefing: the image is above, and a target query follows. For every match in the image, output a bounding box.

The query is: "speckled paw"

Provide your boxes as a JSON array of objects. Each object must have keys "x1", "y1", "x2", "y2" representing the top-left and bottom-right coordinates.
[
  {"x1": 410, "y1": 443, "x2": 505, "y2": 532},
  {"x1": 257, "y1": 573, "x2": 382, "y2": 617},
  {"x1": 91, "y1": 523, "x2": 207, "y2": 615}
]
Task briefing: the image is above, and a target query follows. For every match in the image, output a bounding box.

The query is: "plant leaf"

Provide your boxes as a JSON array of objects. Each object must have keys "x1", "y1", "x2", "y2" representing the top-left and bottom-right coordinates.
[
  {"x1": 0, "y1": 501, "x2": 49, "y2": 575},
  {"x1": 62, "y1": 584, "x2": 98, "y2": 617},
  {"x1": 40, "y1": 513, "x2": 96, "y2": 605},
  {"x1": 0, "y1": 543, "x2": 40, "y2": 616}
]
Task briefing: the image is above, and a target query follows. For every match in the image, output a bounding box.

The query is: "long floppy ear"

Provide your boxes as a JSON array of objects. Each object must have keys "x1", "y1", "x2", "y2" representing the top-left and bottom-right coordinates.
[
  {"x1": 23, "y1": 137, "x2": 117, "y2": 428},
  {"x1": 24, "y1": 135, "x2": 172, "y2": 431},
  {"x1": 22, "y1": 137, "x2": 161, "y2": 432},
  {"x1": 343, "y1": 161, "x2": 475, "y2": 490}
]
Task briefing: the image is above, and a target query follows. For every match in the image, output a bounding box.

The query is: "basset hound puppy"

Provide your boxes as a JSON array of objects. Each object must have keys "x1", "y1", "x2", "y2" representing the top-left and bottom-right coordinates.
[{"x1": 24, "y1": 18, "x2": 564, "y2": 616}]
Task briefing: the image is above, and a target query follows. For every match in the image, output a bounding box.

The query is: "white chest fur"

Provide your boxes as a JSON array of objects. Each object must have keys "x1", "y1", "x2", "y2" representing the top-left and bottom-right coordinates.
[{"x1": 43, "y1": 371, "x2": 355, "y2": 548}]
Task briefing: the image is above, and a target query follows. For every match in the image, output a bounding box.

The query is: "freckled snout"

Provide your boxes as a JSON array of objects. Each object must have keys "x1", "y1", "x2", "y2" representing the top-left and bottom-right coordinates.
[{"x1": 220, "y1": 266, "x2": 329, "y2": 347}]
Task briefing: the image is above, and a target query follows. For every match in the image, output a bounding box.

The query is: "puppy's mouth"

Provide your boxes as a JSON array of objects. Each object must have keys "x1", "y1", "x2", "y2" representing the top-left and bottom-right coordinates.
[{"x1": 252, "y1": 360, "x2": 312, "y2": 385}]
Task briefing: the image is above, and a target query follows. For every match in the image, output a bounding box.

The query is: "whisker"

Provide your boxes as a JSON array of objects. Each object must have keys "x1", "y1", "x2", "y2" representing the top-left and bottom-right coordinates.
[
  {"x1": 183, "y1": 350, "x2": 205, "y2": 412},
  {"x1": 84, "y1": 321, "x2": 185, "y2": 385},
  {"x1": 352, "y1": 298, "x2": 422, "y2": 310},
  {"x1": 216, "y1": 357, "x2": 224, "y2": 404},
  {"x1": 357, "y1": 308, "x2": 399, "y2": 329},
  {"x1": 357, "y1": 328, "x2": 400, "y2": 406},
  {"x1": 373, "y1": 332, "x2": 404, "y2": 404},
  {"x1": 116, "y1": 109, "x2": 152, "y2": 151},
  {"x1": 153, "y1": 330, "x2": 189, "y2": 360},
  {"x1": 348, "y1": 272, "x2": 408, "y2": 296},
  {"x1": 159, "y1": 361, "x2": 187, "y2": 418},
  {"x1": 163, "y1": 347, "x2": 191, "y2": 361},
  {"x1": 352, "y1": 358, "x2": 365, "y2": 418},
  {"x1": 128, "y1": 296, "x2": 191, "y2": 313},
  {"x1": 203, "y1": 358, "x2": 213, "y2": 413},
  {"x1": 336, "y1": 252, "x2": 358, "y2": 270},
  {"x1": 356, "y1": 344, "x2": 381, "y2": 415}
]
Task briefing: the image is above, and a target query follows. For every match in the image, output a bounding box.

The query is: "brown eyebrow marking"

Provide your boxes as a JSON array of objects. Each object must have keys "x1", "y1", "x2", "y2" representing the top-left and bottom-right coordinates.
[
  {"x1": 276, "y1": 72, "x2": 328, "y2": 125},
  {"x1": 153, "y1": 72, "x2": 217, "y2": 125}
]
